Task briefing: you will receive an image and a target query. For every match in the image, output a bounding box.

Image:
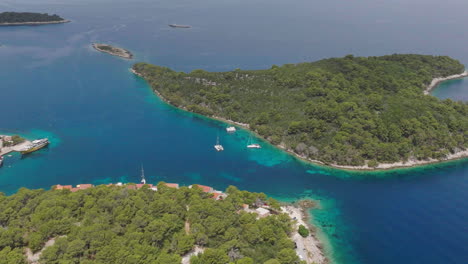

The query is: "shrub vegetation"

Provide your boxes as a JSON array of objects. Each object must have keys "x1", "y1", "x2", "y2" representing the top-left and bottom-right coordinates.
[
  {"x1": 133, "y1": 54, "x2": 468, "y2": 166},
  {"x1": 0, "y1": 184, "x2": 304, "y2": 264}
]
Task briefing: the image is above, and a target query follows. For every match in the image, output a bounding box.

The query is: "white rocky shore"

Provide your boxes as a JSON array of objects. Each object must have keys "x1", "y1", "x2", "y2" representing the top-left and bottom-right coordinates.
[
  {"x1": 132, "y1": 67, "x2": 468, "y2": 171},
  {"x1": 331, "y1": 149, "x2": 468, "y2": 170},
  {"x1": 281, "y1": 205, "x2": 327, "y2": 264},
  {"x1": 424, "y1": 71, "x2": 468, "y2": 95}
]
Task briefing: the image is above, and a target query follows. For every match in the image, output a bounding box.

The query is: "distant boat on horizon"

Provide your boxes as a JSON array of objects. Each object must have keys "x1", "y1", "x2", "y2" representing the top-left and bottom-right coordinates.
[{"x1": 169, "y1": 24, "x2": 191, "y2": 28}]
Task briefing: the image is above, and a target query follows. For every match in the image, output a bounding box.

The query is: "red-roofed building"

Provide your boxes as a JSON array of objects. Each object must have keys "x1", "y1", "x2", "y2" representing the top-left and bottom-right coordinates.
[
  {"x1": 190, "y1": 184, "x2": 213, "y2": 193},
  {"x1": 212, "y1": 192, "x2": 227, "y2": 200},
  {"x1": 164, "y1": 183, "x2": 179, "y2": 189},
  {"x1": 55, "y1": 184, "x2": 72, "y2": 190},
  {"x1": 70, "y1": 188, "x2": 80, "y2": 192},
  {"x1": 77, "y1": 184, "x2": 93, "y2": 190},
  {"x1": 127, "y1": 185, "x2": 137, "y2": 190},
  {"x1": 136, "y1": 183, "x2": 153, "y2": 189}
]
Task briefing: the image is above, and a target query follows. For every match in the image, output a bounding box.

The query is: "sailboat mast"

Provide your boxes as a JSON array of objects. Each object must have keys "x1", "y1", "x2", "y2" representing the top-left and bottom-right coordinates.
[{"x1": 140, "y1": 164, "x2": 146, "y2": 184}]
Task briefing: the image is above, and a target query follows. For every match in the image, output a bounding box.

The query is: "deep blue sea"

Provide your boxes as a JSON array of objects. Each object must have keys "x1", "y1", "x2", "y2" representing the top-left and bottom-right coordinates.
[{"x1": 1, "y1": 0, "x2": 468, "y2": 263}]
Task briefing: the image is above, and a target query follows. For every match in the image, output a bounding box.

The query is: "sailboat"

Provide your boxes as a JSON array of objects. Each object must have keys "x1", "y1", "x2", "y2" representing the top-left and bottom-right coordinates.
[
  {"x1": 247, "y1": 135, "x2": 261, "y2": 149},
  {"x1": 214, "y1": 136, "x2": 224, "y2": 151},
  {"x1": 140, "y1": 164, "x2": 146, "y2": 184}
]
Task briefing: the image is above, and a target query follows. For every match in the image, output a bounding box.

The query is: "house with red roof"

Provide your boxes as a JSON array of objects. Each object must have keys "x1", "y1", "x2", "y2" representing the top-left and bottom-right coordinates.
[
  {"x1": 164, "y1": 183, "x2": 179, "y2": 189},
  {"x1": 77, "y1": 184, "x2": 93, "y2": 190},
  {"x1": 54, "y1": 184, "x2": 72, "y2": 190},
  {"x1": 212, "y1": 192, "x2": 227, "y2": 200},
  {"x1": 136, "y1": 183, "x2": 153, "y2": 189},
  {"x1": 189, "y1": 184, "x2": 213, "y2": 193}
]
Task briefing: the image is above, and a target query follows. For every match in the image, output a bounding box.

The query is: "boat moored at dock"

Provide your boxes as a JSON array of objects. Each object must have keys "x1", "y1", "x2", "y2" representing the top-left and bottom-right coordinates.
[{"x1": 18, "y1": 138, "x2": 49, "y2": 155}]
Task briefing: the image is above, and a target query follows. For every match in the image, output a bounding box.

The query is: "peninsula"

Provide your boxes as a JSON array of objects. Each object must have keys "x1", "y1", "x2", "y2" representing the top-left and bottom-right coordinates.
[
  {"x1": 0, "y1": 183, "x2": 327, "y2": 264},
  {"x1": 92, "y1": 43, "x2": 133, "y2": 59},
  {"x1": 0, "y1": 12, "x2": 69, "y2": 26},
  {"x1": 132, "y1": 54, "x2": 468, "y2": 170}
]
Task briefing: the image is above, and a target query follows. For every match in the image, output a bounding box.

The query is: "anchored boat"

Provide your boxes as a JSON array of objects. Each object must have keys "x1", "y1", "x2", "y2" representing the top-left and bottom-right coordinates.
[
  {"x1": 19, "y1": 138, "x2": 49, "y2": 154},
  {"x1": 0, "y1": 156, "x2": 3, "y2": 167},
  {"x1": 247, "y1": 135, "x2": 261, "y2": 149},
  {"x1": 214, "y1": 136, "x2": 224, "y2": 151},
  {"x1": 226, "y1": 126, "x2": 236, "y2": 133}
]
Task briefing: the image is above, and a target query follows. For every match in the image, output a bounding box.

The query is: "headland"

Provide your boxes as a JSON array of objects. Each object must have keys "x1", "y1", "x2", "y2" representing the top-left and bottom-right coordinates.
[
  {"x1": 424, "y1": 71, "x2": 468, "y2": 95},
  {"x1": 0, "y1": 182, "x2": 328, "y2": 264},
  {"x1": 131, "y1": 54, "x2": 468, "y2": 171}
]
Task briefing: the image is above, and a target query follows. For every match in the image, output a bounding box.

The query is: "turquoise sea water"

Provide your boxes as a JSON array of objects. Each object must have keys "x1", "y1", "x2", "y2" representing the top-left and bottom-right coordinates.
[{"x1": 1, "y1": 0, "x2": 468, "y2": 263}]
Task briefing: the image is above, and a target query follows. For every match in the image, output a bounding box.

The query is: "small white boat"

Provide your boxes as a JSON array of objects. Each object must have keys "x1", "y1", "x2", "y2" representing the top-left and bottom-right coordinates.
[
  {"x1": 0, "y1": 156, "x2": 3, "y2": 167},
  {"x1": 226, "y1": 126, "x2": 236, "y2": 133},
  {"x1": 246, "y1": 135, "x2": 261, "y2": 149},
  {"x1": 214, "y1": 136, "x2": 224, "y2": 151}
]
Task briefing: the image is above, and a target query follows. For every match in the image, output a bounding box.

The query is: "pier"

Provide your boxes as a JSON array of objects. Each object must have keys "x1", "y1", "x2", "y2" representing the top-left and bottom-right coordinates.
[{"x1": 0, "y1": 135, "x2": 36, "y2": 156}]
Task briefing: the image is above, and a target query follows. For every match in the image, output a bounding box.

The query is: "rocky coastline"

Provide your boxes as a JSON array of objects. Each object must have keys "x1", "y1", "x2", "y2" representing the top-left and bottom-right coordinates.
[
  {"x1": 424, "y1": 71, "x2": 468, "y2": 95},
  {"x1": 132, "y1": 67, "x2": 468, "y2": 172}
]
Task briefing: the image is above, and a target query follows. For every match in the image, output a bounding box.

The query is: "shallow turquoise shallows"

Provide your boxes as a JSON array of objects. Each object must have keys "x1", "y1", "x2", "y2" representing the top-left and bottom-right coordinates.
[{"x1": 1, "y1": 1, "x2": 468, "y2": 263}]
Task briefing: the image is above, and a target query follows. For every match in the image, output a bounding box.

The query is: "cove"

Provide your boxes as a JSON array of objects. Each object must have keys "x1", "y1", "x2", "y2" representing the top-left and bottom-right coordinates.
[{"x1": 1, "y1": 0, "x2": 468, "y2": 263}]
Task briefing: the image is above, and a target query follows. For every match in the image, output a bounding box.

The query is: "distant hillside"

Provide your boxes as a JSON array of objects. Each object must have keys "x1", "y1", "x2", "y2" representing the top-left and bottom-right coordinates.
[
  {"x1": 0, "y1": 12, "x2": 66, "y2": 24},
  {"x1": 133, "y1": 54, "x2": 468, "y2": 168}
]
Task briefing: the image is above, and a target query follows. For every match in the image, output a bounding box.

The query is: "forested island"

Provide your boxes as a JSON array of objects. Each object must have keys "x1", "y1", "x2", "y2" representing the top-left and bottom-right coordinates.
[
  {"x1": 93, "y1": 43, "x2": 133, "y2": 59},
  {"x1": 0, "y1": 183, "x2": 324, "y2": 264},
  {"x1": 133, "y1": 54, "x2": 468, "y2": 169},
  {"x1": 0, "y1": 12, "x2": 69, "y2": 26}
]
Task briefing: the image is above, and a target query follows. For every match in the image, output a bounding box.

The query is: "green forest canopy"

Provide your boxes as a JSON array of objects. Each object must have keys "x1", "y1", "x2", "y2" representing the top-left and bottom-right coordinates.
[
  {"x1": 0, "y1": 12, "x2": 64, "y2": 23},
  {"x1": 0, "y1": 184, "x2": 304, "y2": 264},
  {"x1": 133, "y1": 54, "x2": 468, "y2": 166}
]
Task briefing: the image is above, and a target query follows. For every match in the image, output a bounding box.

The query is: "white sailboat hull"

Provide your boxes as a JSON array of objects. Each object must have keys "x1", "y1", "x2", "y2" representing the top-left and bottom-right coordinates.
[{"x1": 214, "y1": 145, "x2": 224, "y2": 151}]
